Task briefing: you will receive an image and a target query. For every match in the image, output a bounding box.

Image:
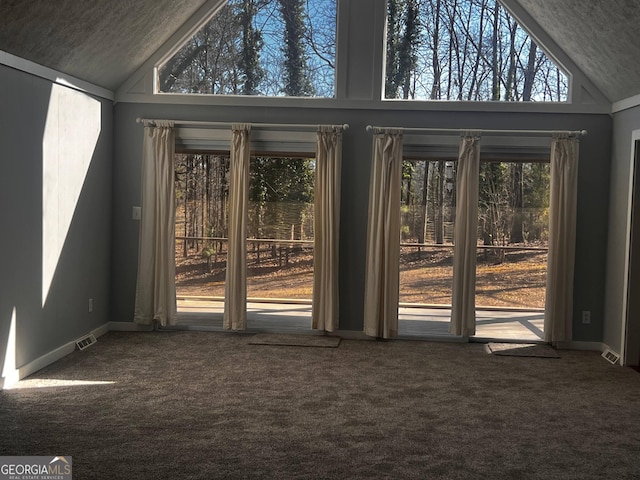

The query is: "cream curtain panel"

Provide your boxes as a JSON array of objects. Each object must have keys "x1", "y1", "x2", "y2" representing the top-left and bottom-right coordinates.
[
  {"x1": 134, "y1": 120, "x2": 177, "y2": 326},
  {"x1": 312, "y1": 126, "x2": 343, "y2": 332},
  {"x1": 544, "y1": 134, "x2": 579, "y2": 342},
  {"x1": 224, "y1": 123, "x2": 251, "y2": 331},
  {"x1": 450, "y1": 133, "x2": 481, "y2": 337},
  {"x1": 363, "y1": 130, "x2": 403, "y2": 338}
]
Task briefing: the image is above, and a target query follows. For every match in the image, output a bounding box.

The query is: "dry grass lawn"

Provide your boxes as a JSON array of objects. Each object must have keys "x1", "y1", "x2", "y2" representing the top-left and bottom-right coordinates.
[{"x1": 176, "y1": 245, "x2": 546, "y2": 309}]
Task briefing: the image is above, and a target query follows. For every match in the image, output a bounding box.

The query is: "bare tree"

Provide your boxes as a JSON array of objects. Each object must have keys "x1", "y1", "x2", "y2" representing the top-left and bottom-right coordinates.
[
  {"x1": 430, "y1": 0, "x2": 443, "y2": 99},
  {"x1": 386, "y1": 0, "x2": 567, "y2": 102}
]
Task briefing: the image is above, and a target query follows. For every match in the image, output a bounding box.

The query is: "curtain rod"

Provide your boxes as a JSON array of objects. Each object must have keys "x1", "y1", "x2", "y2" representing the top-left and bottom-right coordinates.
[
  {"x1": 365, "y1": 125, "x2": 587, "y2": 137},
  {"x1": 137, "y1": 118, "x2": 349, "y2": 131}
]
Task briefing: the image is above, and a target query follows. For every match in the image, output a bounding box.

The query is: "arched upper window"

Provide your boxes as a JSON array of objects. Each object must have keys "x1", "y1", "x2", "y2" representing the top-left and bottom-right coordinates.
[
  {"x1": 384, "y1": 0, "x2": 568, "y2": 102},
  {"x1": 157, "y1": 0, "x2": 336, "y2": 98}
]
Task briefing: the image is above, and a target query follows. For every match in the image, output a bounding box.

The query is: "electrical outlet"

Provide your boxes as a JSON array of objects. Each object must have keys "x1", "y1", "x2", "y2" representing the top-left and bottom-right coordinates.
[
  {"x1": 581, "y1": 310, "x2": 591, "y2": 324},
  {"x1": 88, "y1": 298, "x2": 94, "y2": 313}
]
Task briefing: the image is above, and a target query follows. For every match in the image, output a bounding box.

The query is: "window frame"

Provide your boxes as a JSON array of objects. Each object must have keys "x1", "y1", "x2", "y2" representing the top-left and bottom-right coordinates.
[{"x1": 115, "y1": 0, "x2": 610, "y2": 113}]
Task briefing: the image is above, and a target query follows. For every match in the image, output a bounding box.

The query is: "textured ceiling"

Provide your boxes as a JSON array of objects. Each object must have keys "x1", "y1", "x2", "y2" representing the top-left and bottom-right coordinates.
[
  {"x1": 1, "y1": 0, "x2": 639, "y2": 102},
  {"x1": 0, "y1": 0, "x2": 209, "y2": 90},
  {"x1": 516, "y1": 0, "x2": 640, "y2": 103}
]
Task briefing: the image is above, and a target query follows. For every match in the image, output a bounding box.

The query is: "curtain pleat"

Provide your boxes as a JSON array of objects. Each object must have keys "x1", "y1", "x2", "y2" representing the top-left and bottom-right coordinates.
[
  {"x1": 312, "y1": 126, "x2": 343, "y2": 332},
  {"x1": 134, "y1": 121, "x2": 177, "y2": 326},
  {"x1": 224, "y1": 123, "x2": 251, "y2": 330},
  {"x1": 544, "y1": 134, "x2": 579, "y2": 342},
  {"x1": 450, "y1": 133, "x2": 481, "y2": 337},
  {"x1": 363, "y1": 130, "x2": 403, "y2": 338}
]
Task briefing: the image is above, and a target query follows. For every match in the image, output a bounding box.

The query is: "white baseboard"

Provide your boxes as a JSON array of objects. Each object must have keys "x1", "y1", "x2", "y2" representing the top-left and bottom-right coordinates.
[
  {"x1": 333, "y1": 329, "x2": 371, "y2": 340},
  {"x1": 108, "y1": 321, "x2": 154, "y2": 332},
  {"x1": 92, "y1": 323, "x2": 110, "y2": 337},
  {"x1": 2, "y1": 323, "x2": 110, "y2": 389},
  {"x1": 0, "y1": 323, "x2": 623, "y2": 390},
  {"x1": 15, "y1": 343, "x2": 76, "y2": 386},
  {"x1": 554, "y1": 341, "x2": 604, "y2": 351}
]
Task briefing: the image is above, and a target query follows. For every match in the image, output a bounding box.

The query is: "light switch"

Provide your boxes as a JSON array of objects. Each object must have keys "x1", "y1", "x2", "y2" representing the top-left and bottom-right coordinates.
[{"x1": 132, "y1": 206, "x2": 141, "y2": 220}]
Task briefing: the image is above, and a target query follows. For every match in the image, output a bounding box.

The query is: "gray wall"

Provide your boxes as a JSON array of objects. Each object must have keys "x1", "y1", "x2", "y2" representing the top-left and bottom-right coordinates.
[
  {"x1": 0, "y1": 64, "x2": 112, "y2": 376},
  {"x1": 604, "y1": 106, "x2": 640, "y2": 354},
  {"x1": 112, "y1": 102, "x2": 611, "y2": 341}
]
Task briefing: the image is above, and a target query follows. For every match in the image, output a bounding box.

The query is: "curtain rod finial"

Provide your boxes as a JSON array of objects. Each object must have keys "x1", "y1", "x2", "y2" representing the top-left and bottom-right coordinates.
[
  {"x1": 366, "y1": 125, "x2": 373, "y2": 132},
  {"x1": 136, "y1": 117, "x2": 143, "y2": 124},
  {"x1": 581, "y1": 130, "x2": 588, "y2": 136},
  {"x1": 343, "y1": 124, "x2": 349, "y2": 131}
]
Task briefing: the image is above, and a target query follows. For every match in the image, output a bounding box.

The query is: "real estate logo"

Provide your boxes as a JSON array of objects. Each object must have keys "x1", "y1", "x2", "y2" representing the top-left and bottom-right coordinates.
[{"x1": 0, "y1": 456, "x2": 72, "y2": 480}]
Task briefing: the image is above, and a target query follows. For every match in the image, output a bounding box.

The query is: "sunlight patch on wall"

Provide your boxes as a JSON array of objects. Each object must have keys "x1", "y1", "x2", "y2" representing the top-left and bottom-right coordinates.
[
  {"x1": 42, "y1": 84, "x2": 101, "y2": 306},
  {"x1": 1, "y1": 307, "x2": 18, "y2": 389}
]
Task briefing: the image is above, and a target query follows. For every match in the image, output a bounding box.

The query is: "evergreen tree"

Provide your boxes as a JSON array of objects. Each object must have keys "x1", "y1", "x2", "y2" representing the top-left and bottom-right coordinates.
[
  {"x1": 399, "y1": 0, "x2": 420, "y2": 99},
  {"x1": 386, "y1": 0, "x2": 402, "y2": 98},
  {"x1": 386, "y1": 0, "x2": 421, "y2": 99},
  {"x1": 279, "y1": 0, "x2": 314, "y2": 96},
  {"x1": 239, "y1": 0, "x2": 265, "y2": 95}
]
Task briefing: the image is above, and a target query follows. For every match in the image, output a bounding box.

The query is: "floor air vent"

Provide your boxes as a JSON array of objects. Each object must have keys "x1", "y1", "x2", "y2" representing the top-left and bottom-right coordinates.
[
  {"x1": 76, "y1": 334, "x2": 97, "y2": 351},
  {"x1": 601, "y1": 348, "x2": 620, "y2": 365}
]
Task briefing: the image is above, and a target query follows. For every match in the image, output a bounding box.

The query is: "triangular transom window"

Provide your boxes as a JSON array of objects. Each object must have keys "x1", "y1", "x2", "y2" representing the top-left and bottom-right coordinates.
[
  {"x1": 385, "y1": 0, "x2": 568, "y2": 102},
  {"x1": 158, "y1": 0, "x2": 336, "y2": 98}
]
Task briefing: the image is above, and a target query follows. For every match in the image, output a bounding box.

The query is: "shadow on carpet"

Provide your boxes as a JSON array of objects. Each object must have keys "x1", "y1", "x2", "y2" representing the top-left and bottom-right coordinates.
[
  {"x1": 248, "y1": 333, "x2": 341, "y2": 347},
  {"x1": 486, "y1": 342, "x2": 560, "y2": 358}
]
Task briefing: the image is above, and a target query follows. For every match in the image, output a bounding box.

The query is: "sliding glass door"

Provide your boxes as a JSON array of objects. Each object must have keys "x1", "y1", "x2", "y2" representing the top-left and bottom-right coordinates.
[
  {"x1": 174, "y1": 153, "x2": 230, "y2": 320},
  {"x1": 398, "y1": 156, "x2": 549, "y2": 340},
  {"x1": 475, "y1": 160, "x2": 549, "y2": 339},
  {"x1": 246, "y1": 155, "x2": 315, "y2": 327},
  {"x1": 173, "y1": 152, "x2": 315, "y2": 327},
  {"x1": 398, "y1": 159, "x2": 457, "y2": 335}
]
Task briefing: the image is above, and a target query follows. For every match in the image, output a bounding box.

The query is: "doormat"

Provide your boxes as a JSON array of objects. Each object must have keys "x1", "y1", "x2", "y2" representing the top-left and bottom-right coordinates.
[
  {"x1": 486, "y1": 342, "x2": 560, "y2": 358},
  {"x1": 248, "y1": 333, "x2": 341, "y2": 348}
]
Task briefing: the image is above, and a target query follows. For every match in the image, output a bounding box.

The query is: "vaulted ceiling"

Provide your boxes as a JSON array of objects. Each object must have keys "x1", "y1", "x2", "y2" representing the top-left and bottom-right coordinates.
[
  {"x1": 518, "y1": 0, "x2": 640, "y2": 104},
  {"x1": 0, "y1": 0, "x2": 209, "y2": 90},
  {"x1": 1, "y1": 0, "x2": 639, "y2": 104}
]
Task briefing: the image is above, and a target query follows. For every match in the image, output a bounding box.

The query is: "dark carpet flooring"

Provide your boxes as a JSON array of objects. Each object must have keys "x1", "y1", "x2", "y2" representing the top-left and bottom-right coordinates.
[{"x1": 1, "y1": 331, "x2": 639, "y2": 479}]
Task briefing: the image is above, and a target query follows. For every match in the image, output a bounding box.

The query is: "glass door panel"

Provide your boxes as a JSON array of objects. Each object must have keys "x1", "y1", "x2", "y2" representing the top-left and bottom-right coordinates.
[
  {"x1": 475, "y1": 161, "x2": 549, "y2": 339},
  {"x1": 399, "y1": 159, "x2": 456, "y2": 335},
  {"x1": 175, "y1": 153, "x2": 230, "y2": 320},
  {"x1": 246, "y1": 156, "x2": 315, "y2": 327}
]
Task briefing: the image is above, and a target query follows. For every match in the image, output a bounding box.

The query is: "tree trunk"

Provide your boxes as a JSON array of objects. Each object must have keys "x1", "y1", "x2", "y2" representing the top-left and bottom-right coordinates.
[
  {"x1": 522, "y1": 39, "x2": 537, "y2": 101},
  {"x1": 446, "y1": 0, "x2": 457, "y2": 99},
  {"x1": 385, "y1": 0, "x2": 401, "y2": 98},
  {"x1": 435, "y1": 161, "x2": 445, "y2": 244},
  {"x1": 279, "y1": 0, "x2": 313, "y2": 96},
  {"x1": 400, "y1": 0, "x2": 420, "y2": 99},
  {"x1": 182, "y1": 157, "x2": 188, "y2": 258},
  {"x1": 505, "y1": 17, "x2": 518, "y2": 101},
  {"x1": 467, "y1": 0, "x2": 486, "y2": 100},
  {"x1": 418, "y1": 160, "x2": 429, "y2": 244},
  {"x1": 491, "y1": 1, "x2": 500, "y2": 101},
  {"x1": 430, "y1": 0, "x2": 442, "y2": 99},
  {"x1": 240, "y1": 0, "x2": 264, "y2": 95},
  {"x1": 510, "y1": 163, "x2": 524, "y2": 243}
]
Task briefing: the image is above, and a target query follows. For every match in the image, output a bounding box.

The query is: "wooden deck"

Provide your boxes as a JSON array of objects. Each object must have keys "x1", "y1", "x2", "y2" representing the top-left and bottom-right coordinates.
[{"x1": 175, "y1": 299, "x2": 544, "y2": 342}]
